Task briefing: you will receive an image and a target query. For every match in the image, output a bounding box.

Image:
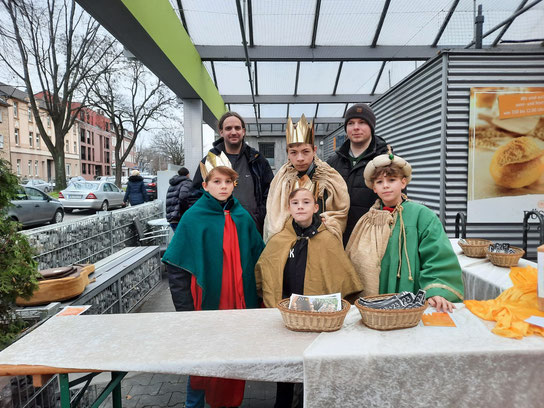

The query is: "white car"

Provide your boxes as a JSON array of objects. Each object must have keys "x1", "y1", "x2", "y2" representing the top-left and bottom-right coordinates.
[
  {"x1": 24, "y1": 179, "x2": 53, "y2": 193},
  {"x1": 59, "y1": 181, "x2": 125, "y2": 212}
]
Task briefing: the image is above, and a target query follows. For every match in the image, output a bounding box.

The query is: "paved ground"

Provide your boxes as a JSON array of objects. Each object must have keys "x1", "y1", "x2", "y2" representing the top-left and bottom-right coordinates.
[{"x1": 91, "y1": 278, "x2": 277, "y2": 408}]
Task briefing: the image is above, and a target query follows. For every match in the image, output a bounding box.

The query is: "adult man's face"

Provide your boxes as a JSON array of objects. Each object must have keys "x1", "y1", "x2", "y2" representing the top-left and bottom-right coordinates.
[
  {"x1": 287, "y1": 143, "x2": 316, "y2": 172},
  {"x1": 346, "y1": 118, "x2": 372, "y2": 147},
  {"x1": 220, "y1": 116, "x2": 245, "y2": 151}
]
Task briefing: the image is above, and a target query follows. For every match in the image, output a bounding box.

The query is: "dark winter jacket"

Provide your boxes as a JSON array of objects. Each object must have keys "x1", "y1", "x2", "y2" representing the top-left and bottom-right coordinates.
[
  {"x1": 165, "y1": 175, "x2": 193, "y2": 223},
  {"x1": 327, "y1": 135, "x2": 389, "y2": 246},
  {"x1": 192, "y1": 138, "x2": 274, "y2": 232},
  {"x1": 123, "y1": 175, "x2": 147, "y2": 206}
]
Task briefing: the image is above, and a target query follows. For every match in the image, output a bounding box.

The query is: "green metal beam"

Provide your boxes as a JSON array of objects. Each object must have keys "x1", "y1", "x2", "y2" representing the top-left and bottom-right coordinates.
[{"x1": 120, "y1": 0, "x2": 225, "y2": 120}]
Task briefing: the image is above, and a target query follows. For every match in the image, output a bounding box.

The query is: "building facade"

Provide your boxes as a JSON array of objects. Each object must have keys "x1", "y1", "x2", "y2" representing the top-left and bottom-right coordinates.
[
  {"x1": 111, "y1": 130, "x2": 137, "y2": 177},
  {"x1": 77, "y1": 108, "x2": 112, "y2": 180}
]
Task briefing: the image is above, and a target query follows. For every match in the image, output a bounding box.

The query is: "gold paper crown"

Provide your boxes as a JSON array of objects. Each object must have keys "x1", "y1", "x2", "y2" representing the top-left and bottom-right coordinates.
[
  {"x1": 199, "y1": 151, "x2": 232, "y2": 180},
  {"x1": 286, "y1": 114, "x2": 314, "y2": 145},
  {"x1": 293, "y1": 175, "x2": 320, "y2": 201}
]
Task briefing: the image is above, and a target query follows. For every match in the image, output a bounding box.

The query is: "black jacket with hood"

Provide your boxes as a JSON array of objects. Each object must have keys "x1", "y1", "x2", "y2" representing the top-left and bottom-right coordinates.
[
  {"x1": 123, "y1": 175, "x2": 147, "y2": 205},
  {"x1": 192, "y1": 137, "x2": 274, "y2": 231},
  {"x1": 327, "y1": 134, "x2": 389, "y2": 246},
  {"x1": 165, "y1": 175, "x2": 193, "y2": 223}
]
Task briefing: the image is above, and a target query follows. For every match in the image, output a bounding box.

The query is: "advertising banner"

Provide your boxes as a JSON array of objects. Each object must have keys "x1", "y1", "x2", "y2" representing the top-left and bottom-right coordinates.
[{"x1": 467, "y1": 87, "x2": 544, "y2": 223}]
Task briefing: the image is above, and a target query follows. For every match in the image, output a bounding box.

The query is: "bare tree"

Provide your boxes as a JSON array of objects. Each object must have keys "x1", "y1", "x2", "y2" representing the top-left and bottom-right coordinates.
[
  {"x1": 153, "y1": 131, "x2": 185, "y2": 166},
  {"x1": 0, "y1": 0, "x2": 118, "y2": 190},
  {"x1": 88, "y1": 59, "x2": 177, "y2": 187}
]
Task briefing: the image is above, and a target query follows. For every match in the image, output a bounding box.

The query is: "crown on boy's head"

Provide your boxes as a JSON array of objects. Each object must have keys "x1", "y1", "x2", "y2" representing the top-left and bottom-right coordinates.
[
  {"x1": 293, "y1": 175, "x2": 319, "y2": 201},
  {"x1": 363, "y1": 145, "x2": 412, "y2": 189},
  {"x1": 199, "y1": 151, "x2": 232, "y2": 180},
  {"x1": 286, "y1": 114, "x2": 314, "y2": 146}
]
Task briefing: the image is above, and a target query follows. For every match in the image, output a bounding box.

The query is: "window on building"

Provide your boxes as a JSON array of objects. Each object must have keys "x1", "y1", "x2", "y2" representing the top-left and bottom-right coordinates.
[
  {"x1": 106, "y1": 151, "x2": 110, "y2": 164},
  {"x1": 0, "y1": 109, "x2": 3, "y2": 122},
  {"x1": 14, "y1": 128, "x2": 19, "y2": 145},
  {"x1": 92, "y1": 148, "x2": 94, "y2": 161},
  {"x1": 259, "y1": 142, "x2": 275, "y2": 168},
  {"x1": 80, "y1": 128, "x2": 85, "y2": 142},
  {"x1": 81, "y1": 148, "x2": 86, "y2": 160},
  {"x1": 74, "y1": 141, "x2": 77, "y2": 153},
  {"x1": 91, "y1": 132, "x2": 94, "y2": 144},
  {"x1": 88, "y1": 147, "x2": 91, "y2": 160},
  {"x1": 87, "y1": 130, "x2": 90, "y2": 144},
  {"x1": 35, "y1": 160, "x2": 38, "y2": 176},
  {"x1": 16, "y1": 159, "x2": 21, "y2": 175},
  {"x1": 0, "y1": 134, "x2": 3, "y2": 149},
  {"x1": 66, "y1": 163, "x2": 71, "y2": 176},
  {"x1": 28, "y1": 106, "x2": 32, "y2": 122},
  {"x1": 66, "y1": 140, "x2": 69, "y2": 152},
  {"x1": 82, "y1": 163, "x2": 86, "y2": 174},
  {"x1": 36, "y1": 133, "x2": 40, "y2": 148},
  {"x1": 13, "y1": 102, "x2": 18, "y2": 118},
  {"x1": 29, "y1": 132, "x2": 33, "y2": 147},
  {"x1": 28, "y1": 160, "x2": 31, "y2": 175}
]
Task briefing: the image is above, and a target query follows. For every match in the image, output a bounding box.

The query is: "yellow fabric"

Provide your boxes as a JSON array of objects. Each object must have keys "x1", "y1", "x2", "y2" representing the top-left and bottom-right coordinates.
[
  {"x1": 263, "y1": 157, "x2": 349, "y2": 243},
  {"x1": 465, "y1": 266, "x2": 544, "y2": 339}
]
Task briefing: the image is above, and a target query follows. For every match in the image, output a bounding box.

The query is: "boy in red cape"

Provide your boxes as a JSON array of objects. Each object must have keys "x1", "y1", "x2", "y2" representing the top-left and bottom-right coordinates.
[{"x1": 162, "y1": 163, "x2": 265, "y2": 408}]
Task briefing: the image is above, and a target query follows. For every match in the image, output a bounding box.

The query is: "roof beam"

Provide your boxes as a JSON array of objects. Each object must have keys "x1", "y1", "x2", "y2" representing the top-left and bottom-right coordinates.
[
  {"x1": 294, "y1": 62, "x2": 301, "y2": 96},
  {"x1": 246, "y1": 130, "x2": 335, "y2": 137},
  {"x1": 332, "y1": 61, "x2": 343, "y2": 95},
  {"x1": 492, "y1": 0, "x2": 529, "y2": 47},
  {"x1": 196, "y1": 45, "x2": 446, "y2": 62},
  {"x1": 310, "y1": 0, "x2": 322, "y2": 48},
  {"x1": 245, "y1": 117, "x2": 343, "y2": 125},
  {"x1": 175, "y1": 0, "x2": 189, "y2": 36},
  {"x1": 248, "y1": 0, "x2": 254, "y2": 47},
  {"x1": 223, "y1": 94, "x2": 379, "y2": 104},
  {"x1": 210, "y1": 61, "x2": 218, "y2": 88},
  {"x1": 371, "y1": 0, "x2": 391, "y2": 47},
  {"x1": 431, "y1": 0, "x2": 459, "y2": 47},
  {"x1": 254, "y1": 61, "x2": 259, "y2": 95},
  {"x1": 371, "y1": 61, "x2": 387, "y2": 95}
]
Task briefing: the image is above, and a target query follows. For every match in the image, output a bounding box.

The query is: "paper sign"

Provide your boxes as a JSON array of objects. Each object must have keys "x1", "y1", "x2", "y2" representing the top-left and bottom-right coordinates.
[
  {"x1": 55, "y1": 305, "x2": 91, "y2": 316},
  {"x1": 421, "y1": 312, "x2": 456, "y2": 327},
  {"x1": 498, "y1": 92, "x2": 544, "y2": 119},
  {"x1": 525, "y1": 316, "x2": 544, "y2": 328}
]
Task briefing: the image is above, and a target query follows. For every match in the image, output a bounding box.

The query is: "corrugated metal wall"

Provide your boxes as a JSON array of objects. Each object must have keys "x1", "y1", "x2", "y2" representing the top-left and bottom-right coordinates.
[{"x1": 369, "y1": 49, "x2": 544, "y2": 260}]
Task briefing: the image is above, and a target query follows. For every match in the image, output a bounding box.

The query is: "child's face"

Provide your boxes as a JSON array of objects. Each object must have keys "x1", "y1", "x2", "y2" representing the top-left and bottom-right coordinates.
[
  {"x1": 289, "y1": 189, "x2": 318, "y2": 225},
  {"x1": 287, "y1": 143, "x2": 316, "y2": 172},
  {"x1": 202, "y1": 172, "x2": 235, "y2": 201},
  {"x1": 372, "y1": 174, "x2": 407, "y2": 207}
]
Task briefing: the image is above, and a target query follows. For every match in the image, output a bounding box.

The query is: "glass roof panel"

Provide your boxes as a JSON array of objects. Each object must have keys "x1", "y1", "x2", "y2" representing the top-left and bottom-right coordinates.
[
  {"x1": 253, "y1": 0, "x2": 316, "y2": 45},
  {"x1": 181, "y1": 0, "x2": 241, "y2": 45},
  {"x1": 499, "y1": 2, "x2": 544, "y2": 43},
  {"x1": 229, "y1": 104, "x2": 255, "y2": 118},
  {"x1": 316, "y1": 0, "x2": 385, "y2": 46},
  {"x1": 378, "y1": 0, "x2": 453, "y2": 46},
  {"x1": 297, "y1": 62, "x2": 340, "y2": 95},
  {"x1": 289, "y1": 103, "x2": 318, "y2": 118},
  {"x1": 373, "y1": 61, "x2": 421, "y2": 94},
  {"x1": 317, "y1": 104, "x2": 348, "y2": 118},
  {"x1": 438, "y1": 0, "x2": 517, "y2": 46},
  {"x1": 260, "y1": 104, "x2": 288, "y2": 118},
  {"x1": 214, "y1": 62, "x2": 251, "y2": 94},
  {"x1": 257, "y1": 62, "x2": 298, "y2": 95},
  {"x1": 335, "y1": 61, "x2": 384, "y2": 94},
  {"x1": 202, "y1": 61, "x2": 215, "y2": 83}
]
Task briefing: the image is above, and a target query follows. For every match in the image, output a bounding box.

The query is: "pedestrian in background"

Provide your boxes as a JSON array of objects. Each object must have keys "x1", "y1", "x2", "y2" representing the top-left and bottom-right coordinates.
[
  {"x1": 166, "y1": 167, "x2": 194, "y2": 231},
  {"x1": 123, "y1": 170, "x2": 147, "y2": 206}
]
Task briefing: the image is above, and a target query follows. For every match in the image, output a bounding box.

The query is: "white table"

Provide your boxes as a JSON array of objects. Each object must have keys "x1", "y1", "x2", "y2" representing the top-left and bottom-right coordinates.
[{"x1": 451, "y1": 239, "x2": 536, "y2": 300}]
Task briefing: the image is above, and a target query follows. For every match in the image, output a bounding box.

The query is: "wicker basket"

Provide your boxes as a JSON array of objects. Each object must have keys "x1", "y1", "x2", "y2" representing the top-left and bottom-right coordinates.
[
  {"x1": 486, "y1": 246, "x2": 524, "y2": 267},
  {"x1": 277, "y1": 298, "x2": 350, "y2": 332},
  {"x1": 458, "y1": 238, "x2": 493, "y2": 258},
  {"x1": 354, "y1": 294, "x2": 427, "y2": 331}
]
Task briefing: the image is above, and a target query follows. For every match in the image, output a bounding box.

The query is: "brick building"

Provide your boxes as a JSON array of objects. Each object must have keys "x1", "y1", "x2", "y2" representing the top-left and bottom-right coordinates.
[{"x1": 77, "y1": 108, "x2": 112, "y2": 180}]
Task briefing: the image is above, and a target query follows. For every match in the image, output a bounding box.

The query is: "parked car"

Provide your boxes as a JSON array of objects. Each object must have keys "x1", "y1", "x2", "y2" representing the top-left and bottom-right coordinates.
[
  {"x1": 59, "y1": 181, "x2": 125, "y2": 212},
  {"x1": 24, "y1": 178, "x2": 53, "y2": 193},
  {"x1": 143, "y1": 176, "x2": 157, "y2": 200},
  {"x1": 8, "y1": 186, "x2": 64, "y2": 227}
]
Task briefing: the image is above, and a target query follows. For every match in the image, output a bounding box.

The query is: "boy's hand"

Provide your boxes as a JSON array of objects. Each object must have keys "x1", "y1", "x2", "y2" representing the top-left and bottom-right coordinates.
[{"x1": 427, "y1": 296, "x2": 455, "y2": 313}]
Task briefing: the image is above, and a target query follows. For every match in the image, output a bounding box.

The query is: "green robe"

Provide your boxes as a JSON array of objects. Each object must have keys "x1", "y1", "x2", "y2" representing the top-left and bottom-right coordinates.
[
  {"x1": 162, "y1": 191, "x2": 265, "y2": 310},
  {"x1": 379, "y1": 200, "x2": 464, "y2": 302}
]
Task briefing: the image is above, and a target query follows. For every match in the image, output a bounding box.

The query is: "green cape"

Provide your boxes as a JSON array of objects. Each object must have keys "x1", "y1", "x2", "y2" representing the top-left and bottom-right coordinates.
[{"x1": 162, "y1": 192, "x2": 265, "y2": 310}]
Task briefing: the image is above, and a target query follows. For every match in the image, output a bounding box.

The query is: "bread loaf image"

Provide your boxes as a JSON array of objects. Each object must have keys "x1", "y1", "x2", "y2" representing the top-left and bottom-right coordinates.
[{"x1": 489, "y1": 136, "x2": 544, "y2": 188}]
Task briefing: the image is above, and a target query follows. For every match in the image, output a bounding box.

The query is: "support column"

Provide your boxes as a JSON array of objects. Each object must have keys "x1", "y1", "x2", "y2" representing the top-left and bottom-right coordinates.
[{"x1": 183, "y1": 99, "x2": 204, "y2": 176}]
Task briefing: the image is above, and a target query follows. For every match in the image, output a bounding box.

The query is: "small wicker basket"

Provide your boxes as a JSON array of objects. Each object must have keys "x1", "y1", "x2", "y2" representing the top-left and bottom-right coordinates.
[
  {"x1": 458, "y1": 238, "x2": 493, "y2": 258},
  {"x1": 486, "y1": 246, "x2": 524, "y2": 267},
  {"x1": 354, "y1": 294, "x2": 427, "y2": 331},
  {"x1": 277, "y1": 298, "x2": 350, "y2": 332}
]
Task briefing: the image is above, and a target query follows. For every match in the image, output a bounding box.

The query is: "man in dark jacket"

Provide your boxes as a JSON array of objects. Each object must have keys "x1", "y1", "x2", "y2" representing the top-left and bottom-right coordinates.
[
  {"x1": 192, "y1": 111, "x2": 274, "y2": 233},
  {"x1": 327, "y1": 103, "x2": 389, "y2": 246},
  {"x1": 165, "y1": 167, "x2": 193, "y2": 231},
  {"x1": 123, "y1": 170, "x2": 148, "y2": 206}
]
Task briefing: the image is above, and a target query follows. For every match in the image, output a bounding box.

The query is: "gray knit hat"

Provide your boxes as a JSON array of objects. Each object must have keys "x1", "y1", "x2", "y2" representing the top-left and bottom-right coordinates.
[{"x1": 344, "y1": 103, "x2": 376, "y2": 134}]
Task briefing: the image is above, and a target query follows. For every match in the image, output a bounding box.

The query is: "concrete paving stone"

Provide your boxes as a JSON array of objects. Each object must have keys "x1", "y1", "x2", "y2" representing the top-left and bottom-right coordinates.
[
  {"x1": 160, "y1": 381, "x2": 186, "y2": 395},
  {"x1": 129, "y1": 382, "x2": 163, "y2": 396},
  {"x1": 151, "y1": 373, "x2": 185, "y2": 385},
  {"x1": 137, "y1": 391, "x2": 172, "y2": 407},
  {"x1": 168, "y1": 391, "x2": 186, "y2": 406},
  {"x1": 122, "y1": 395, "x2": 140, "y2": 408},
  {"x1": 124, "y1": 372, "x2": 155, "y2": 386}
]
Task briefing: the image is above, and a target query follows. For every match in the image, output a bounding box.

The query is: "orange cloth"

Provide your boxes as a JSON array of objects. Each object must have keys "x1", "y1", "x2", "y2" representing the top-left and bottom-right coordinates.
[{"x1": 465, "y1": 266, "x2": 544, "y2": 339}]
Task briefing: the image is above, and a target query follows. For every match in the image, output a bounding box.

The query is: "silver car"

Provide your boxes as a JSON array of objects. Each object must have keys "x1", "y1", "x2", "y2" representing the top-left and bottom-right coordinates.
[
  {"x1": 24, "y1": 178, "x2": 53, "y2": 193},
  {"x1": 8, "y1": 186, "x2": 64, "y2": 227},
  {"x1": 59, "y1": 181, "x2": 125, "y2": 212}
]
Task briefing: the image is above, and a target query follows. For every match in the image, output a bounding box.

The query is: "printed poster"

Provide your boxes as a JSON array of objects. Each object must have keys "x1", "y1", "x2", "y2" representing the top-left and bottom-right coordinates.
[{"x1": 467, "y1": 87, "x2": 544, "y2": 222}]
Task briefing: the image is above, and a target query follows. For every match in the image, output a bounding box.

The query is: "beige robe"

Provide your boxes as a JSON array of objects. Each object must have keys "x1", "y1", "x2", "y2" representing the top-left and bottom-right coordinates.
[{"x1": 263, "y1": 157, "x2": 349, "y2": 243}]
